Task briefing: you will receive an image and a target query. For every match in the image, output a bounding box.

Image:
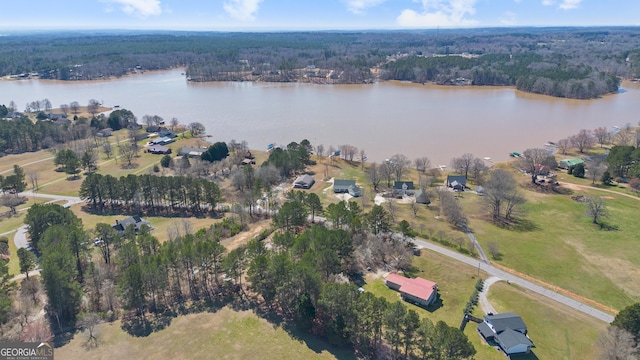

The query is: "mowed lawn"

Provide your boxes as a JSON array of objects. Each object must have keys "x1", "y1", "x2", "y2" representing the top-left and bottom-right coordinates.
[
  {"x1": 464, "y1": 182, "x2": 640, "y2": 310},
  {"x1": 55, "y1": 307, "x2": 353, "y2": 360},
  {"x1": 489, "y1": 282, "x2": 607, "y2": 360}
]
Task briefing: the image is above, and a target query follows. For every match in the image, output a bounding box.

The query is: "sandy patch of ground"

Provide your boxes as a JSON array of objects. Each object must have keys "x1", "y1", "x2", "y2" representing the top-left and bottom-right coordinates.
[
  {"x1": 567, "y1": 239, "x2": 640, "y2": 298},
  {"x1": 221, "y1": 220, "x2": 272, "y2": 251},
  {"x1": 561, "y1": 182, "x2": 583, "y2": 191},
  {"x1": 600, "y1": 196, "x2": 615, "y2": 200},
  {"x1": 374, "y1": 195, "x2": 386, "y2": 205}
]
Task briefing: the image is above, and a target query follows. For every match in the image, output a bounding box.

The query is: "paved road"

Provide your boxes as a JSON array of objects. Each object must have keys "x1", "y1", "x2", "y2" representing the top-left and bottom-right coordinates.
[
  {"x1": 19, "y1": 191, "x2": 83, "y2": 208},
  {"x1": 412, "y1": 237, "x2": 615, "y2": 323}
]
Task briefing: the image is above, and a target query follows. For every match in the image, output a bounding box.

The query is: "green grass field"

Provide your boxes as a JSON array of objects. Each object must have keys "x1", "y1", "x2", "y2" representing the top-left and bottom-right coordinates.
[
  {"x1": 55, "y1": 307, "x2": 353, "y2": 360},
  {"x1": 464, "y1": 182, "x2": 640, "y2": 310}
]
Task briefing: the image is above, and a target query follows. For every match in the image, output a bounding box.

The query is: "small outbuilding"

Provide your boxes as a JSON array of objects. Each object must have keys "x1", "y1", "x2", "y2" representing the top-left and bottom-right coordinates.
[{"x1": 293, "y1": 174, "x2": 315, "y2": 189}]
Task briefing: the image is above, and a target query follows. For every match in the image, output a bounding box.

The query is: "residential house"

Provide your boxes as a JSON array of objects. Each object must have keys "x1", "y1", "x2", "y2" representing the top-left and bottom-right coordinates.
[
  {"x1": 145, "y1": 125, "x2": 167, "y2": 133},
  {"x1": 477, "y1": 313, "x2": 534, "y2": 356},
  {"x1": 293, "y1": 174, "x2": 315, "y2": 189},
  {"x1": 333, "y1": 179, "x2": 361, "y2": 197},
  {"x1": 393, "y1": 181, "x2": 415, "y2": 196},
  {"x1": 48, "y1": 113, "x2": 68, "y2": 121},
  {"x1": 112, "y1": 216, "x2": 152, "y2": 235},
  {"x1": 560, "y1": 158, "x2": 584, "y2": 169},
  {"x1": 158, "y1": 129, "x2": 178, "y2": 138},
  {"x1": 385, "y1": 273, "x2": 438, "y2": 307},
  {"x1": 446, "y1": 175, "x2": 467, "y2": 191},
  {"x1": 147, "y1": 144, "x2": 171, "y2": 155},
  {"x1": 178, "y1": 147, "x2": 207, "y2": 158},
  {"x1": 127, "y1": 122, "x2": 143, "y2": 130},
  {"x1": 149, "y1": 136, "x2": 175, "y2": 146}
]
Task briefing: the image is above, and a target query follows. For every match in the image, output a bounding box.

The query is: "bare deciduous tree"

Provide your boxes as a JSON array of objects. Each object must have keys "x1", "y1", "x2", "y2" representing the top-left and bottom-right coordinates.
[
  {"x1": 487, "y1": 242, "x2": 500, "y2": 259},
  {"x1": 597, "y1": 326, "x2": 638, "y2": 360},
  {"x1": 70, "y1": 101, "x2": 80, "y2": 115},
  {"x1": 359, "y1": 148, "x2": 367, "y2": 169},
  {"x1": 60, "y1": 103, "x2": 69, "y2": 115},
  {"x1": 589, "y1": 161, "x2": 606, "y2": 185},
  {"x1": 389, "y1": 154, "x2": 411, "y2": 181},
  {"x1": 118, "y1": 142, "x2": 136, "y2": 168},
  {"x1": 585, "y1": 196, "x2": 608, "y2": 225},
  {"x1": 78, "y1": 312, "x2": 100, "y2": 346},
  {"x1": 414, "y1": 156, "x2": 432, "y2": 174},
  {"x1": 367, "y1": 163, "x2": 382, "y2": 193},
  {"x1": 437, "y1": 189, "x2": 468, "y2": 230},
  {"x1": 451, "y1": 153, "x2": 474, "y2": 179},
  {"x1": 87, "y1": 99, "x2": 101, "y2": 117},
  {"x1": 316, "y1": 144, "x2": 325, "y2": 158},
  {"x1": 484, "y1": 169, "x2": 526, "y2": 221},
  {"x1": 102, "y1": 142, "x2": 113, "y2": 159},
  {"x1": 557, "y1": 138, "x2": 571, "y2": 155},
  {"x1": 571, "y1": 129, "x2": 595, "y2": 153},
  {"x1": 593, "y1": 127, "x2": 609, "y2": 148},
  {"x1": 614, "y1": 130, "x2": 634, "y2": 146},
  {"x1": 521, "y1": 148, "x2": 552, "y2": 184}
]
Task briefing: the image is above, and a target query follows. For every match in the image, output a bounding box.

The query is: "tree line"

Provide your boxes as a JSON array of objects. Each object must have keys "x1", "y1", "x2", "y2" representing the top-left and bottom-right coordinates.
[
  {"x1": 2, "y1": 28, "x2": 639, "y2": 97},
  {"x1": 78, "y1": 173, "x2": 222, "y2": 216}
]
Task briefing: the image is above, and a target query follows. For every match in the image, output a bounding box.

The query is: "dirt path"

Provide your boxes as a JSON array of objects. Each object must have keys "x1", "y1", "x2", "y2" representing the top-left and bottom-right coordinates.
[
  {"x1": 221, "y1": 220, "x2": 271, "y2": 252},
  {"x1": 559, "y1": 181, "x2": 640, "y2": 201}
]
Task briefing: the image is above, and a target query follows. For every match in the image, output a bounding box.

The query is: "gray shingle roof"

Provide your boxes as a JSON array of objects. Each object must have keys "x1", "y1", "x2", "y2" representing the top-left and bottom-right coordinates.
[{"x1": 485, "y1": 313, "x2": 527, "y2": 334}]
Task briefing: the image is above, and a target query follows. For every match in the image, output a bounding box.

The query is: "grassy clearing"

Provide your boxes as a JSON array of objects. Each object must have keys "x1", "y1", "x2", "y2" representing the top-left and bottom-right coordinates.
[
  {"x1": 0, "y1": 213, "x2": 28, "y2": 276},
  {"x1": 488, "y1": 282, "x2": 607, "y2": 360},
  {"x1": 466, "y1": 182, "x2": 640, "y2": 310},
  {"x1": 69, "y1": 203, "x2": 222, "y2": 243},
  {"x1": 55, "y1": 307, "x2": 351, "y2": 360}
]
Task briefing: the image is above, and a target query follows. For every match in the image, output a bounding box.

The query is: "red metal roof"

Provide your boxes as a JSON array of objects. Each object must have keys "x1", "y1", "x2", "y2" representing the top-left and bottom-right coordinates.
[{"x1": 386, "y1": 273, "x2": 437, "y2": 301}]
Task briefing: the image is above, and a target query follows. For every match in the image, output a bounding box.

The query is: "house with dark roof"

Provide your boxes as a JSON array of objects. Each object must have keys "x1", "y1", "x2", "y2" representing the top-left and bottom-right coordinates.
[
  {"x1": 446, "y1": 175, "x2": 467, "y2": 191},
  {"x1": 158, "y1": 129, "x2": 178, "y2": 138},
  {"x1": 477, "y1": 313, "x2": 534, "y2": 356},
  {"x1": 333, "y1": 179, "x2": 361, "y2": 197},
  {"x1": 385, "y1": 273, "x2": 438, "y2": 307},
  {"x1": 393, "y1": 181, "x2": 415, "y2": 195},
  {"x1": 147, "y1": 144, "x2": 171, "y2": 155},
  {"x1": 112, "y1": 216, "x2": 152, "y2": 235},
  {"x1": 178, "y1": 147, "x2": 207, "y2": 158},
  {"x1": 293, "y1": 174, "x2": 315, "y2": 189}
]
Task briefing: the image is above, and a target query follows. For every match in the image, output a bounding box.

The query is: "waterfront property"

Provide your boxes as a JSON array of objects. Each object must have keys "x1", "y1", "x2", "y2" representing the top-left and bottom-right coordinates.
[
  {"x1": 178, "y1": 147, "x2": 207, "y2": 158},
  {"x1": 560, "y1": 158, "x2": 585, "y2": 169},
  {"x1": 333, "y1": 179, "x2": 361, "y2": 197},
  {"x1": 446, "y1": 175, "x2": 467, "y2": 191},
  {"x1": 147, "y1": 144, "x2": 171, "y2": 155},
  {"x1": 385, "y1": 273, "x2": 438, "y2": 307},
  {"x1": 393, "y1": 181, "x2": 415, "y2": 196},
  {"x1": 477, "y1": 313, "x2": 534, "y2": 356}
]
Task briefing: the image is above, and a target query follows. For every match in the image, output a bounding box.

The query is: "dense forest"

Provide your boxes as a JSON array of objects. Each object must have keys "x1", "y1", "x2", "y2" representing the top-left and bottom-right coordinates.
[{"x1": 2, "y1": 28, "x2": 640, "y2": 98}]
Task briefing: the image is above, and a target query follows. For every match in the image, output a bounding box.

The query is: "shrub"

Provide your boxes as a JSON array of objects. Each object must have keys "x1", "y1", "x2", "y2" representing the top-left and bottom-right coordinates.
[{"x1": 573, "y1": 163, "x2": 585, "y2": 178}]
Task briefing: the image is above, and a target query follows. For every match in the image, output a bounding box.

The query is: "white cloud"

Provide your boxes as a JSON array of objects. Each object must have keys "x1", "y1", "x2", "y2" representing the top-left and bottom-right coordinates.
[
  {"x1": 397, "y1": 0, "x2": 478, "y2": 28},
  {"x1": 541, "y1": 0, "x2": 581, "y2": 9},
  {"x1": 103, "y1": 0, "x2": 162, "y2": 17},
  {"x1": 559, "y1": 0, "x2": 581, "y2": 10},
  {"x1": 499, "y1": 11, "x2": 517, "y2": 26},
  {"x1": 344, "y1": 0, "x2": 388, "y2": 15},
  {"x1": 223, "y1": 0, "x2": 264, "y2": 21}
]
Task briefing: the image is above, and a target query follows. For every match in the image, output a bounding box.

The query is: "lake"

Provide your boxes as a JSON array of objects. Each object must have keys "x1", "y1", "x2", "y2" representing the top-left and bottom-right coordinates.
[{"x1": 2, "y1": 69, "x2": 638, "y2": 166}]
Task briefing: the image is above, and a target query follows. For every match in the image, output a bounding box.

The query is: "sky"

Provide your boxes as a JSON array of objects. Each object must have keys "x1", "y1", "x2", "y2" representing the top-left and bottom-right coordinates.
[{"x1": 1, "y1": 0, "x2": 639, "y2": 31}]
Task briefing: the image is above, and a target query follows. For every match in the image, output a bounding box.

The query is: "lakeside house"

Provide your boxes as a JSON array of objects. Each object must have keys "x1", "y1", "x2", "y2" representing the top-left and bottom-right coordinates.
[
  {"x1": 333, "y1": 179, "x2": 361, "y2": 197},
  {"x1": 112, "y1": 216, "x2": 152, "y2": 235},
  {"x1": 149, "y1": 136, "x2": 175, "y2": 146},
  {"x1": 178, "y1": 147, "x2": 207, "y2": 158},
  {"x1": 446, "y1": 175, "x2": 467, "y2": 191},
  {"x1": 477, "y1": 313, "x2": 534, "y2": 356},
  {"x1": 560, "y1": 158, "x2": 584, "y2": 169},
  {"x1": 147, "y1": 144, "x2": 171, "y2": 155},
  {"x1": 385, "y1": 273, "x2": 438, "y2": 307},
  {"x1": 393, "y1": 181, "x2": 415, "y2": 196},
  {"x1": 293, "y1": 174, "x2": 315, "y2": 189}
]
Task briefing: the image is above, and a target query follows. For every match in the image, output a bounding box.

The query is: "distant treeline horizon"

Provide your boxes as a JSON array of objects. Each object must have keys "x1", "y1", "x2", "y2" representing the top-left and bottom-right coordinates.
[{"x1": 1, "y1": 27, "x2": 639, "y2": 99}]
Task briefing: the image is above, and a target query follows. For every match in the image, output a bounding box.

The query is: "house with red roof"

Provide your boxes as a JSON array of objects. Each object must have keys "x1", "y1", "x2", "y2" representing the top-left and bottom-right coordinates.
[{"x1": 385, "y1": 273, "x2": 438, "y2": 307}]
